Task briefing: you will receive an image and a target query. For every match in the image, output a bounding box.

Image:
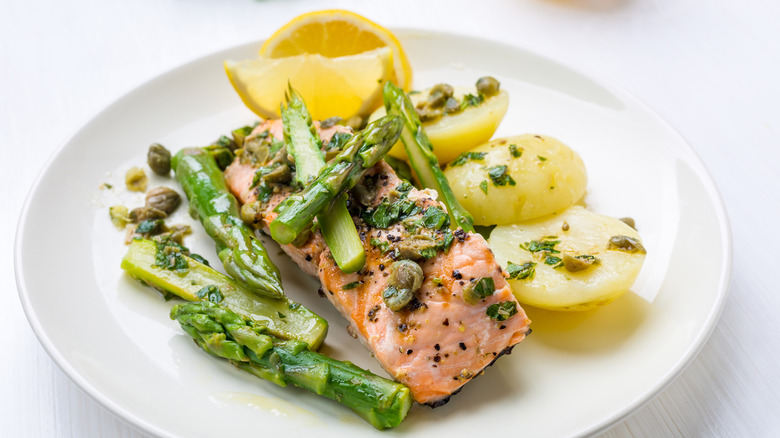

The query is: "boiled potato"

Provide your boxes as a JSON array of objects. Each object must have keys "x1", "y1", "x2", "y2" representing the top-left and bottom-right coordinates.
[
  {"x1": 489, "y1": 206, "x2": 646, "y2": 311},
  {"x1": 370, "y1": 85, "x2": 509, "y2": 164},
  {"x1": 444, "y1": 134, "x2": 587, "y2": 225}
]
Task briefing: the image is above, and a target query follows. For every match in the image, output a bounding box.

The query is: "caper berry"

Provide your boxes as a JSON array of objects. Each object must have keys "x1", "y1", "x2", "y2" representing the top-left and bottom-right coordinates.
[
  {"x1": 427, "y1": 83, "x2": 454, "y2": 108},
  {"x1": 607, "y1": 235, "x2": 646, "y2": 254},
  {"x1": 129, "y1": 206, "x2": 167, "y2": 223},
  {"x1": 476, "y1": 76, "x2": 500, "y2": 96},
  {"x1": 240, "y1": 201, "x2": 261, "y2": 225},
  {"x1": 443, "y1": 97, "x2": 461, "y2": 114},
  {"x1": 383, "y1": 260, "x2": 424, "y2": 311},
  {"x1": 562, "y1": 253, "x2": 599, "y2": 272},
  {"x1": 125, "y1": 167, "x2": 148, "y2": 192},
  {"x1": 145, "y1": 187, "x2": 181, "y2": 214},
  {"x1": 109, "y1": 205, "x2": 129, "y2": 229},
  {"x1": 147, "y1": 144, "x2": 172, "y2": 175}
]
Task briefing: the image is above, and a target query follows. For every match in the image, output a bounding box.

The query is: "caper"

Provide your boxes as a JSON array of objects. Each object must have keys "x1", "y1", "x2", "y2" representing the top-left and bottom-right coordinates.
[
  {"x1": 396, "y1": 235, "x2": 438, "y2": 260},
  {"x1": 415, "y1": 105, "x2": 443, "y2": 122},
  {"x1": 125, "y1": 166, "x2": 148, "y2": 192},
  {"x1": 129, "y1": 206, "x2": 167, "y2": 223},
  {"x1": 158, "y1": 224, "x2": 192, "y2": 245},
  {"x1": 147, "y1": 144, "x2": 172, "y2": 175},
  {"x1": 476, "y1": 76, "x2": 500, "y2": 96},
  {"x1": 261, "y1": 164, "x2": 291, "y2": 184},
  {"x1": 443, "y1": 96, "x2": 460, "y2": 114},
  {"x1": 427, "y1": 83, "x2": 454, "y2": 108},
  {"x1": 145, "y1": 187, "x2": 181, "y2": 214},
  {"x1": 109, "y1": 205, "x2": 129, "y2": 229},
  {"x1": 240, "y1": 201, "x2": 261, "y2": 225},
  {"x1": 319, "y1": 116, "x2": 343, "y2": 129},
  {"x1": 607, "y1": 235, "x2": 647, "y2": 254},
  {"x1": 389, "y1": 260, "x2": 424, "y2": 292},
  {"x1": 383, "y1": 260, "x2": 424, "y2": 311},
  {"x1": 562, "y1": 253, "x2": 599, "y2": 272},
  {"x1": 243, "y1": 136, "x2": 270, "y2": 165}
]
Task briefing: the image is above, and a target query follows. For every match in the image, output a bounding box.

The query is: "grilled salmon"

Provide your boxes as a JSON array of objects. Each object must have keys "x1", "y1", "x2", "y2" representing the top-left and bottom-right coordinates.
[{"x1": 224, "y1": 119, "x2": 531, "y2": 405}]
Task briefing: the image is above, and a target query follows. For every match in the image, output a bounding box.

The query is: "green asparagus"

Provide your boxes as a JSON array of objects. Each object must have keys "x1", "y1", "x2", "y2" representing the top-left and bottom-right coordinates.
[
  {"x1": 121, "y1": 239, "x2": 328, "y2": 349},
  {"x1": 172, "y1": 148, "x2": 284, "y2": 299},
  {"x1": 383, "y1": 82, "x2": 475, "y2": 233},
  {"x1": 270, "y1": 115, "x2": 404, "y2": 245},
  {"x1": 281, "y1": 86, "x2": 366, "y2": 273},
  {"x1": 171, "y1": 301, "x2": 412, "y2": 429}
]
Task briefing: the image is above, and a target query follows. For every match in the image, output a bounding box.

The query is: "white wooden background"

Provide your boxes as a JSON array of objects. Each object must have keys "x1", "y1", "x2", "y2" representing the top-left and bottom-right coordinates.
[{"x1": 3, "y1": 0, "x2": 779, "y2": 436}]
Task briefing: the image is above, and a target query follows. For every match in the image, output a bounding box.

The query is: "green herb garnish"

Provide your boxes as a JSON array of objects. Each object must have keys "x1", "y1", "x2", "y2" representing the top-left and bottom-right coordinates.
[
  {"x1": 343, "y1": 281, "x2": 361, "y2": 290},
  {"x1": 506, "y1": 261, "x2": 536, "y2": 280},
  {"x1": 486, "y1": 301, "x2": 518, "y2": 321},
  {"x1": 479, "y1": 180, "x2": 488, "y2": 193},
  {"x1": 460, "y1": 93, "x2": 485, "y2": 110},
  {"x1": 451, "y1": 151, "x2": 487, "y2": 166},
  {"x1": 509, "y1": 144, "x2": 522, "y2": 158},
  {"x1": 487, "y1": 165, "x2": 516, "y2": 187},
  {"x1": 196, "y1": 285, "x2": 223, "y2": 303},
  {"x1": 521, "y1": 238, "x2": 561, "y2": 254}
]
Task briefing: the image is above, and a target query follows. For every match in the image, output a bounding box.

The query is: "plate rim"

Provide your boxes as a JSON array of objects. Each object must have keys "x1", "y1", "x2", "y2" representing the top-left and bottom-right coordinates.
[{"x1": 14, "y1": 28, "x2": 733, "y2": 438}]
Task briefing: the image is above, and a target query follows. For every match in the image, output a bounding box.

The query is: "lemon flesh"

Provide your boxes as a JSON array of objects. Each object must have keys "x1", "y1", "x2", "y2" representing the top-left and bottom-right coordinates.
[
  {"x1": 225, "y1": 47, "x2": 393, "y2": 120},
  {"x1": 259, "y1": 9, "x2": 412, "y2": 91}
]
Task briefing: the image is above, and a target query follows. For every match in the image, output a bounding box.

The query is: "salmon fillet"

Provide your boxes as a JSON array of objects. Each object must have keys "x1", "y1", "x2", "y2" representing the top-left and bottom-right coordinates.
[{"x1": 224, "y1": 120, "x2": 531, "y2": 405}]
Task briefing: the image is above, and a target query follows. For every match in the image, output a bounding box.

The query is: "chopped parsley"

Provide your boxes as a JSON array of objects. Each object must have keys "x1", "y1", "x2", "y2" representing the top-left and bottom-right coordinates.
[
  {"x1": 196, "y1": 285, "x2": 223, "y2": 303},
  {"x1": 460, "y1": 93, "x2": 485, "y2": 110},
  {"x1": 422, "y1": 206, "x2": 450, "y2": 230},
  {"x1": 520, "y1": 238, "x2": 561, "y2": 254},
  {"x1": 153, "y1": 239, "x2": 189, "y2": 273},
  {"x1": 544, "y1": 256, "x2": 563, "y2": 267},
  {"x1": 486, "y1": 301, "x2": 518, "y2": 321},
  {"x1": 509, "y1": 144, "x2": 522, "y2": 158},
  {"x1": 463, "y1": 277, "x2": 496, "y2": 305},
  {"x1": 136, "y1": 219, "x2": 165, "y2": 235},
  {"x1": 361, "y1": 195, "x2": 421, "y2": 229},
  {"x1": 479, "y1": 180, "x2": 488, "y2": 193},
  {"x1": 506, "y1": 261, "x2": 536, "y2": 280},
  {"x1": 450, "y1": 151, "x2": 487, "y2": 166},
  {"x1": 487, "y1": 165, "x2": 516, "y2": 187},
  {"x1": 537, "y1": 155, "x2": 547, "y2": 162},
  {"x1": 325, "y1": 132, "x2": 352, "y2": 151},
  {"x1": 343, "y1": 281, "x2": 361, "y2": 290},
  {"x1": 370, "y1": 238, "x2": 391, "y2": 253}
]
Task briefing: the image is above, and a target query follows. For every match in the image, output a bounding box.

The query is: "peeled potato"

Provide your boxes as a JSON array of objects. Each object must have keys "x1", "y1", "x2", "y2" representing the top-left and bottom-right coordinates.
[
  {"x1": 444, "y1": 134, "x2": 587, "y2": 225},
  {"x1": 370, "y1": 86, "x2": 509, "y2": 164},
  {"x1": 488, "y1": 206, "x2": 646, "y2": 311}
]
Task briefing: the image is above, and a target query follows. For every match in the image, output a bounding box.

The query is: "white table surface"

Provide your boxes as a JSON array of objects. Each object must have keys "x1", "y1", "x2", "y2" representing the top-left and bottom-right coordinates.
[{"x1": 3, "y1": 0, "x2": 779, "y2": 436}]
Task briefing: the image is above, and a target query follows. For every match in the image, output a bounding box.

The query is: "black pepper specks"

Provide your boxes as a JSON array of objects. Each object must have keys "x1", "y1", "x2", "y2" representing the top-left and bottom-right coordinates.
[
  {"x1": 305, "y1": 254, "x2": 312, "y2": 262},
  {"x1": 459, "y1": 342, "x2": 467, "y2": 350},
  {"x1": 453, "y1": 270, "x2": 462, "y2": 280},
  {"x1": 367, "y1": 305, "x2": 381, "y2": 322},
  {"x1": 434, "y1": 344, "x2": 441, "y2": 351},
  {"x1": 442, "y1": 318, "x2": 449, "y2": 326},
  {"x1": 407, "y1": 349, "x2": 413, "y2": 355}
]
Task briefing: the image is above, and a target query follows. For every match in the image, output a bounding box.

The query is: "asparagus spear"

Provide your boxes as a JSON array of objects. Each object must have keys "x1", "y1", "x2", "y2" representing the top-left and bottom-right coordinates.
[
  {"x1": 121, "y1": 239, "x2": 328, "y2": 349},
  {"x1": 270, "y1": 115, "x2": 404, "y2": 245},
  {"x1": 281, "y1": 87, "x2": 366, "y2": 273},
  {"x1": 171, "y1": 301, "x2": 412, "y2": 430},
  {"x1": 383, "y1": 82, "x2": 475, "y2": 233},
  {"x1": 172, "y1": 148, "x2": 285, "y2": 299}
]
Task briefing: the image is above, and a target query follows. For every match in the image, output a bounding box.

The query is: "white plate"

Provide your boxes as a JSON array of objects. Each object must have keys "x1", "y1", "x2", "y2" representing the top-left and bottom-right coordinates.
[{"x1": 15, "y1": 30, "x2": 731, "y2": 437}]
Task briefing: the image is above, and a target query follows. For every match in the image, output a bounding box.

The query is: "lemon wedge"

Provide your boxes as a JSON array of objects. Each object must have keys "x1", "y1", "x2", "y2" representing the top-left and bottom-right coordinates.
[
  {"x1": 224, "y1": 47, "x2": 394, "y2": 120},
  {"x1": 259, "y1": 9, "x2": 412, "y2": 91}
]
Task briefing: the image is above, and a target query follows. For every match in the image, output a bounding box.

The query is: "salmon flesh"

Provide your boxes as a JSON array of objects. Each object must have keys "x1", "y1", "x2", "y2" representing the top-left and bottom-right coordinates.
[{"x1": 223, "y1": 120, "x2": 531, "y2": 406}]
